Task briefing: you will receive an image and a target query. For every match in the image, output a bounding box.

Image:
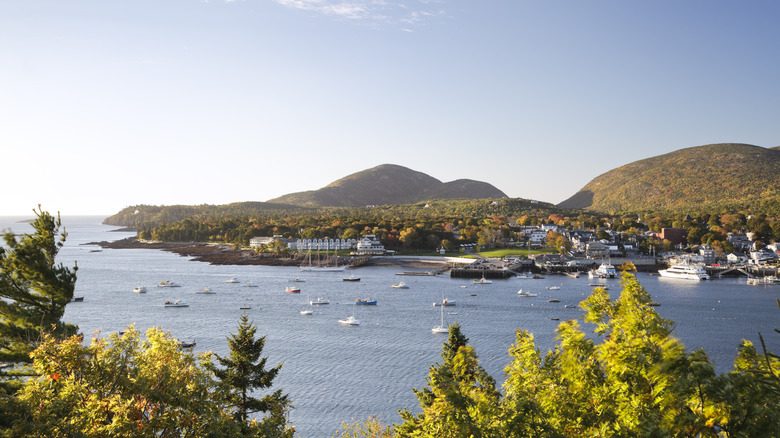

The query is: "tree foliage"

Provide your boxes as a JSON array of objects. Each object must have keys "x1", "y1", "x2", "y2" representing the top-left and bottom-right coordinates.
[
  {"x1": 207, "y1": 314, "x2": 293, "y2": 438},
  {"x1": 0, "y1": 208, "x2": 78, "y2": 387},
  {"x1": 11, "y1": 327, "x2": 240, "y2": 437}
]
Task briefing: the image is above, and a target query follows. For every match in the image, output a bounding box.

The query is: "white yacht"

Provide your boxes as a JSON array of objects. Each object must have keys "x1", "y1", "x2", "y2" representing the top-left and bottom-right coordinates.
[
  {"x1": 658, "y1": 264, "x2": 710, "y2": 280},
  {"x1": 588, "y1": 263, "x2": 617, "y2": 279},
  {"x1": 133, "y1": 286, "x2": 147, "y2": 293}
]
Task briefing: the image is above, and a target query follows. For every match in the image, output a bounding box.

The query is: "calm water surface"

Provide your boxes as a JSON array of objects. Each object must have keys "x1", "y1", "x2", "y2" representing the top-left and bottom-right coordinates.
[{"x1": 2, "y1": 217, "x2": 779, "y2": 437}]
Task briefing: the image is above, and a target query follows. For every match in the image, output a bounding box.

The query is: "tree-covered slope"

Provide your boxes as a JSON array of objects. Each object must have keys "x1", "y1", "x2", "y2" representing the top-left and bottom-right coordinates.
[
  {"x1": 558, "y1": 143, "x2": 780, "y2": 212},
  {"x1": 267, "y1": 164, "x2": 507, "y2": 207}
]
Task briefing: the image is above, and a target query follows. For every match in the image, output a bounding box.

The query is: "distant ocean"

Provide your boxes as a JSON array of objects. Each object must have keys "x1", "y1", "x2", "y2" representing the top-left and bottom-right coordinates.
[{"x1": 2, "y1": 216, "x2": 779, "y2": 437}]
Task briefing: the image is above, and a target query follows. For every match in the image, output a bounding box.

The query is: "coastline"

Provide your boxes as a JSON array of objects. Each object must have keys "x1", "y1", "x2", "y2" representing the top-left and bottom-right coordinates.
[{"x1": 91, "y1": 237, "x2": 454, "y2": 269}]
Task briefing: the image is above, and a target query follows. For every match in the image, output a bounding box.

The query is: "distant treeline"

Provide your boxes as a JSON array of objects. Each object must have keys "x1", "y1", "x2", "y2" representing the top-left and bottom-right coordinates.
[{"x1": 104, "y1": 199, "x2": 780, "y2": 254}]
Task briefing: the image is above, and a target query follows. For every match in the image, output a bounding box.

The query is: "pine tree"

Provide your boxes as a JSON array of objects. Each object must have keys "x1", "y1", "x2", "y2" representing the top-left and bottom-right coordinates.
[
  {"x1": 208, "y1": 314, "x2": 293, "y2": 437},
  {"x1": 0, "y1": 208, "x2": 78, "y2": 385},
  {"x1": 396, "y1": 323, "x2": 501, "y2": 437}
]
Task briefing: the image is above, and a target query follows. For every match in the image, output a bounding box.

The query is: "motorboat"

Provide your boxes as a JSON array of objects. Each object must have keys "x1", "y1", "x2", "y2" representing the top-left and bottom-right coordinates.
[
  {"x1": 178, "y1": 341, "x2": 196, "y2": 349},
  {"x1": 164, "y1": 300, "x2": 189, "y2": 308},
  {"x1": 309, "y1": 297, "x2": 329, "y2": 305},
  {"x1": 546, "y1": 285, "x2": 561, "y2": 290},
  {"x1": 157, "y1": 281, "x2": 181, "y2": 288},
  {"x1": 589, "y1": 263, "x2": 617, "y2": 279},
  {"x1": 290, "y1": 277, "x2": 305, "y2": 282},
  {"x1": 658, "y1": 263, "x2": 710, "y2": 280},
  {"x1": 338, "y1": 315, "x2": 360, "y2": 325},
  {"x1": 473, "y1": 276, "x2": 492, "y2": 284},
  {"x1": 133, "y1": 286, "x2": 147, "y2": 293},
  {"x1": 433, "y1": 298, "x2": 456, "y2": 307},
  {"x1": 196, "y1": 286, "x2": 216, "y2": 294},
  {"x1": 72, "y1": 296, "x2": 84, "y2": 302},
  {"x1": 339, "y1": 305, "x2": 360, "y2": 325},
  {"x1": 225, "y1": 277, "x2": 240, "y2": 283},
  {"x1": 516, "y1": 272, "x2": 534, "y2": 279},
  {"x1": 355, "y1": 298, "x2": 377, "y2": 305},
  {"x1": 517, "y1": 289, "x2": 538, "y2": 297},
  {"x1": 547, "y1": 299, "x2": 560, "y2": 303},
  {"x1": 391, "y1": 282, "x2": 409, "y2": 289},
  {"x1": 343, "y1": 274, "x2": 361, "y2": 282},
  {"x1": 285, "y1": 286, "x2": 301, "y2": 293},
  {"x1": 300, "y1": 309, "x2": 313, "y2": 315},
  {"x1": 242, "y1": 282, "x2": 259, "y2": 287}
]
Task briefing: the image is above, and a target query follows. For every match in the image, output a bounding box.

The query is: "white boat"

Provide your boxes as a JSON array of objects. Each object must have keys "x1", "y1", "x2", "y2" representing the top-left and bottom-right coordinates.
[
  {"x1": 432, "y1": 303, "x2": 449, "y2": 334},
  {"x1": 517, "y1": 289, "x2": 537, "y2": 297},
  {"x1": 300, "y1": 292, "x2": 314, "y2": 314},
  {"x1": 516, "y1": 272, "x2": 534, "y2": 279},
  {"x1": 309, "y1": 297, "x2": 329, "y2": 305},
  {"x1": 133, "y1": 286, "x2": 147, "y2": 293},
  {"x1": 290, "y1": 277, "x2": 305, "y2": 282},
  {"x1": 338, "y1": 315, "x2": 360, "y2": 325},
  {"x1": 225, "y1": 277, "x2": 240, "y2": 283},
  {"x1": 546, "y1": 285, "x2": 561, "y2": 290},
  {"x1": 391, "y1": 282, "x2": 409, "y2": 289},
  {"x1": 473, "y1": 276, "x2": 492, "y2": 284},
  {"x1": 164, "y1": 300, "x2": 189, "y2": 308},
  {"x1": 196, "y1": 286, "x2": 215, "y2": 294},
  {"x1": 338, "y1": 306, "x2": 359, "y2": 325},
  {"x1": 588, "y1": 263, "x2": 617, "y2": 278},
  {"x1": 658, "y1": 263, "x2": 710, "y2": 280},
  {"x1": 433, "y1": 298, "x2": 456, "y2": 307},
  {"x1": 157, "y1": 281, "x2": 181, "y2": 288}
]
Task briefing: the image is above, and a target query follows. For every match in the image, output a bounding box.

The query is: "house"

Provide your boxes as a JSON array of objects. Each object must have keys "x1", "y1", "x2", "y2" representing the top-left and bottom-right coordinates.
[
  {"x1": 527, "y1": 229, "x2": 547, "y2": 247},
  {"x1": 292, "y1": 238, "x2": 357, "y2": 251},
  {"x1": 355, "y1": 235, "x2": 385, "y2": 255},
  {"x1": 586, "y1": 241, "x2": 609, "y2": 259},
  {"x1": 699, "y1": 245, "x2": 717, "y2": 265},
  {"x1": 249, "y1": 235, "x2": 288, "y2": 248}
]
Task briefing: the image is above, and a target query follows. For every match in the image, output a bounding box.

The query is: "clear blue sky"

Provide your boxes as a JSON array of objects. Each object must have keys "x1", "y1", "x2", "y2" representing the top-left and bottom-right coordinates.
[{"x1": 2, "y1": 0, "x2": 778, "y2": 216}]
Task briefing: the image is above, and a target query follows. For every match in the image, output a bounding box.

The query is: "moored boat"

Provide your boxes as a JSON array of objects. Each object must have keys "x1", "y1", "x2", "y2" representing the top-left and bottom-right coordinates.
[
  {"x1": 133, "y1": 286, "x2": 147, "y2": 293},
  {"x1": 157, "y1": 281, "x2": 181, "y2": 288},
  {"x1": 658, "y1": 263, "x2": 710, "y2": 280}
]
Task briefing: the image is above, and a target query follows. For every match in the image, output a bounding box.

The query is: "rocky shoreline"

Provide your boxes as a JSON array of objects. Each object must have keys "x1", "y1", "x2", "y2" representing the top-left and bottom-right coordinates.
[
  {"x1": 90, "y1": 237, "x2": 302, "y2": 266},
  {"x1": 89, "y1": 237, "x2": 449, "y2": 268}
]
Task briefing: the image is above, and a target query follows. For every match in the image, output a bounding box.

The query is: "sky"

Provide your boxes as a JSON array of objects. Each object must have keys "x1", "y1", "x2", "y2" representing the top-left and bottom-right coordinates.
[{"x1": 2, "y1": 0, "x2": 779, "y2": 216}]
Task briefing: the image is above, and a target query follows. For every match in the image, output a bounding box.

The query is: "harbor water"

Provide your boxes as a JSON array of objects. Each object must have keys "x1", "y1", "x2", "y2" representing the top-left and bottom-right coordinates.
[{"x1": 2, "y1": 216, "x2": 779, "y2": 437}]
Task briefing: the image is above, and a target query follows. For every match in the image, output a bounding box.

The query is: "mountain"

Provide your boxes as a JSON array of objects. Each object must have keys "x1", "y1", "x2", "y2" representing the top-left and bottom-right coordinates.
[
  {"x1": 558, "y1": 143, "x2": 780, "y2": 212},
  {"x1": 267, "y1": 164, "x2": 508, "y2": 207}
]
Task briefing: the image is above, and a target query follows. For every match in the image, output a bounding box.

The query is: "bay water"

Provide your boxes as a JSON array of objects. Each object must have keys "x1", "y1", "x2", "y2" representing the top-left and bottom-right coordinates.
[{"x1": 2, "y1": 216, "x2": 779, "y2": 437}]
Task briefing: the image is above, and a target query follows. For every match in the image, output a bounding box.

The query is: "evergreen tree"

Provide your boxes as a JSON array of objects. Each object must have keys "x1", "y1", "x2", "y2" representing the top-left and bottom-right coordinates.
[
  {"x1": 396, "y1": 323, "x2": 501, "y2": 437},
  {"x1": 208, "y1": 314, "x2": 293, "y2": 437},
  {"x1": 0, "y1": 208, "x2": 78, "y2": 387}
]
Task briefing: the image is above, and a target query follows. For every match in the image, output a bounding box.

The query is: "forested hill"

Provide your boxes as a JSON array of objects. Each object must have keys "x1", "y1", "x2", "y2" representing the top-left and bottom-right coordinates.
[
  {"x1": 103, "y1": 198, "x2": 568, "y2": 228},
  {"x1": 557, "y1": 143, "x2": 780, "y2": 212},
  {"x1": 266, "y1": 164, "x2": 508, "y2": 207},
  {"x1": 102, "y1": 202, "x2": 314, "y2": 227}
]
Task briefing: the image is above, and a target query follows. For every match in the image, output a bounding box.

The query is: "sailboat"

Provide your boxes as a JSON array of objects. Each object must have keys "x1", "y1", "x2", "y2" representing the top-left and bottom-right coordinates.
[
  {"x1": 432, "y1": 303, "x2": 448, "y2": 333},
  {"x1": 299, "y1": 246, "x2": 347, "y2": 272},
  {"x1": 300, "y1": 291, "x2": 313, "y2": 315}
]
